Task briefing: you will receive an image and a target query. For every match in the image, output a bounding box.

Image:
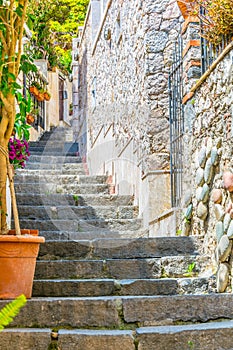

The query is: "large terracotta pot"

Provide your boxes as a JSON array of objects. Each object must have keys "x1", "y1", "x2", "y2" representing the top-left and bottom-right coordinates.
[{"x1": 0, "y1": 230, "x2": 45, "y2": 299}]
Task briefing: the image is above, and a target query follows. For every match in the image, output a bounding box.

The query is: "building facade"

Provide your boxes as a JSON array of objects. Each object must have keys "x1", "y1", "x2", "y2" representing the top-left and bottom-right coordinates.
[{"x1": 73, "y1": 0, "x2": 184, "y2": 234}]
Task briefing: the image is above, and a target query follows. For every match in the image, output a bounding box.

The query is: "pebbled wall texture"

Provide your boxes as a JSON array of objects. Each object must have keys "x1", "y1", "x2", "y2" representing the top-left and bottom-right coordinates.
[{"x1": 181, "y1": 11, "x2": 233, "y2": 291}]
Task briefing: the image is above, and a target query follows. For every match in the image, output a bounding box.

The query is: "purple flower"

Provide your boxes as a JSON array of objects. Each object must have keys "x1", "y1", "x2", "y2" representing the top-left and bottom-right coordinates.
[{"x1": 8, "y1": 137, "x2": 30, "y2": 169}]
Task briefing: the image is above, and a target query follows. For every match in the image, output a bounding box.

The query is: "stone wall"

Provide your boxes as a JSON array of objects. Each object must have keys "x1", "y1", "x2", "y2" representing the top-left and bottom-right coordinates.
[
  {"x1": 182, "y1": 47, "x2": 233, "y2": 291},
  {"x1": 76, "y1": 0, "x2": 183, "y2": 231}
]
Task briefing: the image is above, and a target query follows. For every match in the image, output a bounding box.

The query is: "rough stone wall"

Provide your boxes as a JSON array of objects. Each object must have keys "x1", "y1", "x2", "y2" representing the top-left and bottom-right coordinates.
[
  {"x1": 183, "y1": 49, "x2": 233, "y2": 290},
  {"x1": 78, "y1": 0, "x2": 183, "y2": 172}
]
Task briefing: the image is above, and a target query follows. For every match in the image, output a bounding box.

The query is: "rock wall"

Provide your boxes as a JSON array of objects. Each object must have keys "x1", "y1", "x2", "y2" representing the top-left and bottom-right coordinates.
[
  {"x1": 77, "y1": 0, "x2": 183, "y2": 230},
  {"x1": 183, "y1": 48, "x2": 233, "y2": 291},
  {"x1": 79, "y1": 0, "x2": 183, "y2": 171}
]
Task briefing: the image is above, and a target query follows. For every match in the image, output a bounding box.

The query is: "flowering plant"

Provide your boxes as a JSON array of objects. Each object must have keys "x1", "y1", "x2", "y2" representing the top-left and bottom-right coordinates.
[{"x1": 8, "y1": 138, "x2": 30, "y2": 170}]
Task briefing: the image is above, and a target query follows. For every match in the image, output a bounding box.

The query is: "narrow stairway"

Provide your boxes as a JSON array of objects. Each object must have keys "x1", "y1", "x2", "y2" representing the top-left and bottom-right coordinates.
[{"x1": 1, "y1": 127, "x2": 233, "y2": 350}]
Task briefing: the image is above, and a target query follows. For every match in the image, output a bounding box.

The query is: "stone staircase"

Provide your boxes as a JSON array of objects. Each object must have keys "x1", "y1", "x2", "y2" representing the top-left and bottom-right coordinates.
[{"x1": 1, "y1": 127, "x2": 233, "y2": 349}]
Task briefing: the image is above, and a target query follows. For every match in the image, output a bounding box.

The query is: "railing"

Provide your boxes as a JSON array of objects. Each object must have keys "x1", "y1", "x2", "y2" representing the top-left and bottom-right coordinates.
[
  {"x1": 200, "y1": 6, "x2": 232, "y2": 74},
  {"x1": 26, "y1": 71, "x2": 47, "y2": 131},
  {"x1": 169, "y1": 37, "x2": 184, "y2": 208}
]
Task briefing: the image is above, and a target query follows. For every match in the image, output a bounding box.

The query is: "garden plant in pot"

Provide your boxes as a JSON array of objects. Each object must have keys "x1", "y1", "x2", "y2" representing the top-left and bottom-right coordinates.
[{"x1": 0, "y1": 0, "x2": 45, "y2": 299}]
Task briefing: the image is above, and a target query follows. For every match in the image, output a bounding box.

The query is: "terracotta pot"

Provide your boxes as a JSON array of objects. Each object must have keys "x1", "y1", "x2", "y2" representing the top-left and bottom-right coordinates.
[
  {"x1": 0, "y1": 230, "x2": 45, "y2": 299},
  {"x1": 44, "y1": 92, "x2": 51, "y2": 101},
  {"x1": 26, "y1": 114, "x2": 35, "y2": 125},
  {"x1": 29, "y1": 86, "x2": 39, "y2": 96},
  {"x1": 37, "y1": 92, "x2": 45, "y2": 102}
]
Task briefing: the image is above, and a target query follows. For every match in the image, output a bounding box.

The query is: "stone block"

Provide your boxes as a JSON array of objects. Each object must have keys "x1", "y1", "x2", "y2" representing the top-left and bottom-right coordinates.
[
  {"x1": 58, "y1": 329, "x2": 135, "y2": 350},
  {"x1": 217, "y1": 235, "x2": 232, "y2": 262},
  {"x1": 0, "y1": 329, "x2": 51, "y2": 350},
  {"x1": 223, "y1": 171, "x2": 233, "y2": 192},
  {"x1": 119, "y1": 279, "x2": 178, "y2": 296},
  {"x1": 217, "y1": 263, "x2": 229, "y2": 293},
  {"x1": 211, "y1": 189, "x2": 222, "y2": 204},
  {"x1": 122, "y1": 294, "x2": 233, "y2": 324},
  {"x1": 6, "y1": 297, "x2": 121, "y2": 328},
  {"x1": 197, "y1": 202, "x2": 208, "y2": 220},
  {"x1": 35, "y1": 260, "x2": 105, "y2": 279},
  {"x1": 39, "y1": 241, "x2": 91, "y2": 260},
  {"x1": 92, "y1": 237, "x2": 198, "y2": 259},
  {"x1": 136, "y1": 321, "x2": 233, "y2": 350}
]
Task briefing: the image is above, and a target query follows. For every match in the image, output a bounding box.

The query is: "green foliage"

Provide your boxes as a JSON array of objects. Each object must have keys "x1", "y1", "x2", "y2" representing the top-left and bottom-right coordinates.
[
  {"x1": 188, "y1": 340, "x2": 194, "y2": 349},
  {"x1": 193, "y1": 0, "x2": 233, "y2": 45},
  {"x1": 176, "y1": 229, "x2": 182, "y2": 236},
  {"x1": 28, "y1": 0, "x2": 89, "y2": 73},
  {"x1": 0, "y1": 295, "x2": 27, "y2": 331},
  {"x1": 14, "y1": 92, "x2": 32, "y2": 141},
  {"x1": 183, "y1": 262, "x2": 196, "y2": 277}
]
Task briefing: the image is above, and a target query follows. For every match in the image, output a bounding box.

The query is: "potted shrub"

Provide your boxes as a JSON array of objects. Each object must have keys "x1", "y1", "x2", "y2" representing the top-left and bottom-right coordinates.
[{"x1": 0, "y1": 0, "x2": 45, "y2": 299}]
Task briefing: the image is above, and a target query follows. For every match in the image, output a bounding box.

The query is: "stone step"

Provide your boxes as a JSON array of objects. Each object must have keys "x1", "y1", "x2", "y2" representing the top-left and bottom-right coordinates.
[
  {"x1": 29, "y1": 150, "x2": 78, "y2": 156},
  {"x1": 3, "y1": 294, "x2": 233, "y2": 329},
  {"x1": 0, "y1": 329, "x2": 52, "y2": 350},
  {"x1": 28, "y1": 155, "x2": 81, "y2": 163},
  {"x1": 15, "y1": 217, "x2": 142, "y2": 232},
  {"x1": 37, "y1": 229, "x2": 147, "y2": 240},
  {"x1": 2, "y1": 322, "x2": 233, "y2": 350},
  {"x1": 39, "y1": 129, "x2": 70, "y2": 141},
  {"x1": 135, "y1": 321, "x2": 233, "y2": 350},
  {"x1": 16, "y1": 193, "x2": 133, "y2": 206},
  {"x1": 29, "y1": 140, "x2": 78, "y2": 149},
  {"x1": 14, "y1": 174, "x2": 108, "y2": 185},
  {"x1": 14, "y1": 182, "x2": 109, "y2": 194},
  {"x1": 0, "y1": 329, "x2": 135, "y2": 350},
  {"x1": 32, "y1": 278, "x2": 179, "y2": 297},
  {"x1": 56, "y1": 329, "x2": 135, "y2": 350},
  {"x1": 26, "y1": 162, "x2": 88, "y2": 171},
  {"x1": 17, "y1": 205, "x2": 139, "y2": 220},
  {"x1": 34, "y1": 256, "x2": 206, "y2": 280},
  {"x1": 38, "y1": 237, "x2": 199, "y2": 260}
]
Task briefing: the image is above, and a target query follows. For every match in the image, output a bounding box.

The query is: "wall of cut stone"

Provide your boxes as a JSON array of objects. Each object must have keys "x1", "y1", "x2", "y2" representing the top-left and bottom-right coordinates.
[
  {"x1": 182, "y1": 49, "x2": 233, "y2": 291},
  {"x1": 77, "y1": 0, "x2": 183, "y2": 230}
]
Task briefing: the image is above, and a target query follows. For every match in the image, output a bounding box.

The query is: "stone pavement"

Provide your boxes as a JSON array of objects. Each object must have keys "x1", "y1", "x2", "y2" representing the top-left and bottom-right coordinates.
[{"x1": 2, "y1": 127, "x2": 233, "y2": 350}]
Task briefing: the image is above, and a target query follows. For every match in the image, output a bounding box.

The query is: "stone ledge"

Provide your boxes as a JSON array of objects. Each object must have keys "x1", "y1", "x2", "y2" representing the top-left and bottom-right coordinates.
[
  {"x1": 182, "y1": 40, "x2": 200, "y2": 58},
  {"x1": 182, "y1": 15, "x2": 200, "y2": 34}
]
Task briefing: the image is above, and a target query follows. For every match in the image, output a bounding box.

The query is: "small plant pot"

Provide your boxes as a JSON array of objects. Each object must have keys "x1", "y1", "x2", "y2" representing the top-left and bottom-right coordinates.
[
  {"x1": 29, "y1": 86, "x2": 39, "y2": 96},
  {"x1": 26, "y1": 114, "x2": 35, "y2": 125},
  {"x1": 0, "y1": 230, "x2": 45, "y2": 299},
  {"x1": 44, "y1": 92, "x2": 51, "y2": 101},
  {"x1": 37, "y1": 92, "x2": 45, "y2": 102}
]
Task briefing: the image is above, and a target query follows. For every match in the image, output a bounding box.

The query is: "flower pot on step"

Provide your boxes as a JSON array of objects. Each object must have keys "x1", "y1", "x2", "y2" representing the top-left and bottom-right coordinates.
[{"x1": 0, "y1": 229, "x2": 45, "y2": 299}]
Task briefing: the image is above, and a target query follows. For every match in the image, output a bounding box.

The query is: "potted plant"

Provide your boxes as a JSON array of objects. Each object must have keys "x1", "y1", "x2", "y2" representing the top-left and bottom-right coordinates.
[
  {"x1": 0, "y1": 0, "x2": 45, "y2": 299},
  {"x1": 29, "y1": 82, "x2": 40, "y2": 97},
  {"x1": 36, "y1": 88, "x2": 45, "y2": 102},
  {"x1": 43, "y1": 90, "x2": 51, "y2": 101}
]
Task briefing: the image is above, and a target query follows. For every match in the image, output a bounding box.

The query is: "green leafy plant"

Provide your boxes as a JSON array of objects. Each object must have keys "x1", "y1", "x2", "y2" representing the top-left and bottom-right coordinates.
[
  {"x1": 176, "y1": 229, "x2": 182, "y2": 236},
  {"x1": 0, "y1": 294, "x2": 27, "y2": 331},
  {"x1": 184, "y1": 262, "x2": 196, "y2": 277},
  {"x1": 73, "y1": 194, "x2": 79, "y2": 205},
  {"x1": 188, "y1": 340, "x2": 194, "y2": 349}
]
